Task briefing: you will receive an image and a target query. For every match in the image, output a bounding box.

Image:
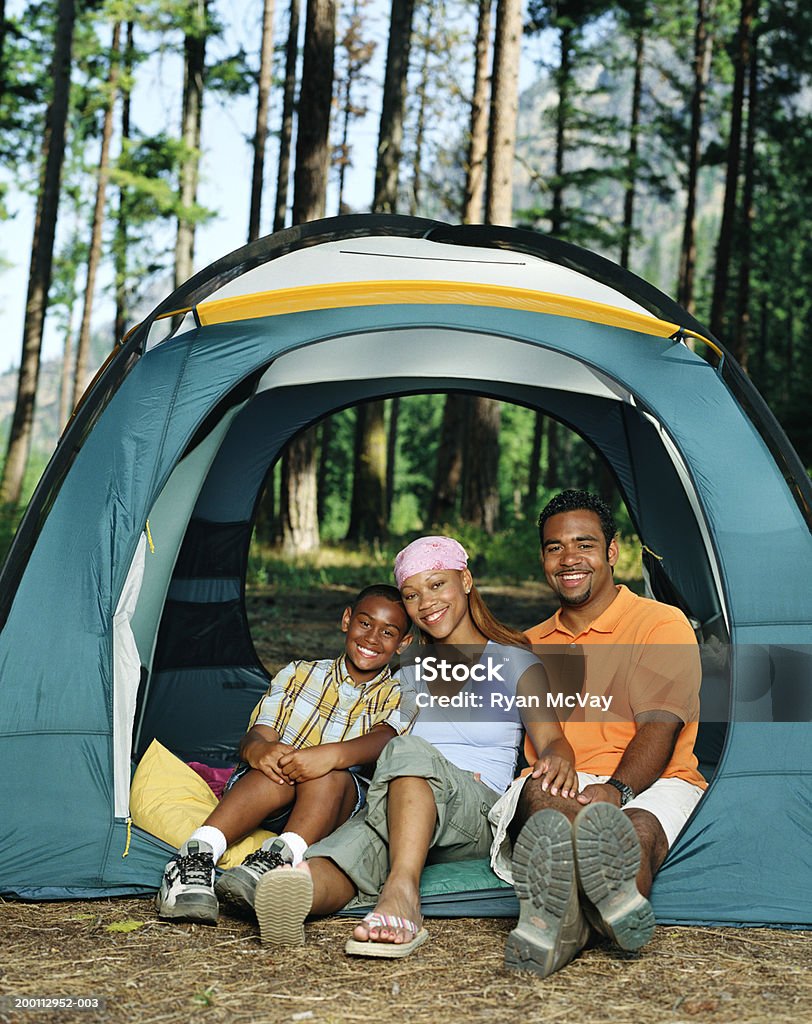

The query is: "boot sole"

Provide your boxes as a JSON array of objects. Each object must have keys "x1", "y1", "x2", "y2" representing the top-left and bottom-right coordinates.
[
  {"x1": 254, "y1": 869, "x2": 313, "y2": 946},
  {"x1": 573, "y1": 802, "x2": 655, "y2": 951},
  {"x1": 505, "y1": 809, "x2": 587, "y2": 977}
]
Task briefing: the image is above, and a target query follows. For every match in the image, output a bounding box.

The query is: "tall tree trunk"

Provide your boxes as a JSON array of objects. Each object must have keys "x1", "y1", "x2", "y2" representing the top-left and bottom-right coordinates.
[
  {"x1": 291, "y1": 0, "x2": 335, "y2": 224},
  {"x1": 372, "y1": 0, "x2": 416, "y2": 213},
  {"x1": 709, "y1": 0, "x2": 754, "y2": 343},
  {"x1": 58, "y1": 313, "x2": 75, "y2": 431},
  {"x1": 526, "y1": 410, "x2": 543, "y2": 514},
  {"x1": 732, "y1": 20, "x2": 758, "y2": 371},
  {"x1": 429, "y1": 393, "x2": 466, "y2": 525},
  {"x1": 346, "y1": 401, "x2": 387, "y2": 542},
  {"x1": 114, "y1": 20, "x2": 134, "y2": 345},
  {"x1": 460, "y1": 0, "x2": 519, "y2": 532},
  {"x1": 485, "y1": 0, "x2": 521, "y2": 226},
  {"x1": 273, "y1": 0, "x2": 299, "y2": 231},
  {"x1": 316, "y1": 416, "x2": 333, "y2": 522},
  {"x1": 254, "y1": 0, "x2": 280, "y2": 564},
  {"x1": 550, "y1": 23, "x2": 572, "y2": 236},
  {"x1": 280, "y1": 431, "x2": 319, "y2": 554},
  {"x1": 280, "y1": 0, "x2": 335, "y2": 555},
  {"x1": 385, "y1": 397, "x2": 399, "y2": 521},
  {"x1": 462, "y1": 0, "x2": 492, "y2": 224},
  {"x1": 620, "y1": 23, "x2": 644, "y2": 270},
  {"x1": 72, "y1": 21, "x2": 121, "y2": 411},
  {"x1": 461, "y1": 396, "x2": 500, "y2": 534},
  {"x1": 248, "y1": 0, "x2": 276, "y2": 241},
  {"x1": 335, "y1": 0, "x2": 375, "y2": 214},
  {"x1": 409, "y1": 1, "x2": 433, "y2": 217},
  {"x1": 335, "y1": 4, "x2": 353, "y2": 213},
  {"x1": 0, "y1": 0, "x2": 76, "y2": 506},
  {"x1": 447, "y1": 0, "x2": 493, "y2": 538},
  {"x1": 345, "y1": 0, "x2": 413, "y2": 546},
  {"x1": 174, "y1": 0, "x2": 207, "y2": 291},
  {"x1": 677, "y1": 0, "x2": 713, "y2": 313},
  {"x1": 544, "y1": 418, "x2": 559, "y2": 488}
]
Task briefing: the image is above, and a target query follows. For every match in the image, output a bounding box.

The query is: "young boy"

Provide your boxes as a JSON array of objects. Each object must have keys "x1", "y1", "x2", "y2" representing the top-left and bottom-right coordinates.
[{"x1": 156, "y1": 584, "x2": 413, "y2": 925}]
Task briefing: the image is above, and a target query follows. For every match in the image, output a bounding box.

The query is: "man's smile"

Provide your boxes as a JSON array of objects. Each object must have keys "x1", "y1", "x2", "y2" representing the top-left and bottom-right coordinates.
[{"x1": 556, "y1": 571, "x2": 590, "y2": 587}]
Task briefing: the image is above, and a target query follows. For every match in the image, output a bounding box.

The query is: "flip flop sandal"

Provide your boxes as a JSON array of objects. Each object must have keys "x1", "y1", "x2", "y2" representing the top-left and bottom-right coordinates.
[{"x1": 345, "y1": 912, "x2": 429, "y2": 959}]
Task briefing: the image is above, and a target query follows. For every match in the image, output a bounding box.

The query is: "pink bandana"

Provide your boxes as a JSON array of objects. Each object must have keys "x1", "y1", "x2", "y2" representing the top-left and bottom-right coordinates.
[{"x1": 393, "y1": 536, "x2": 469, "y2": 589}]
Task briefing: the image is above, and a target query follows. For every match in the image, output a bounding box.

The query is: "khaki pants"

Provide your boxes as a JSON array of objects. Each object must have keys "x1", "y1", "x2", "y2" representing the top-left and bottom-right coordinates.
[{"x1": 306, "y1": 735, "x2": 499, "y2": 909}]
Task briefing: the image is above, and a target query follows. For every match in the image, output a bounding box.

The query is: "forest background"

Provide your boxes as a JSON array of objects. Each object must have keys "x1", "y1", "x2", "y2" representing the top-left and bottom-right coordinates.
[{"x1": 0, "y1": 0, "x2": 810, "y2": 570}]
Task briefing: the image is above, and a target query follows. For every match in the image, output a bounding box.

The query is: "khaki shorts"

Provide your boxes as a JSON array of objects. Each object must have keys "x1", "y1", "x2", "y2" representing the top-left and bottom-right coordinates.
[
  {"x1": 489, "y1": 772, "x2": 705, "y2": 885},
  {"x1": 306, "y1": 735, "x2": 499, "y2": 909}
]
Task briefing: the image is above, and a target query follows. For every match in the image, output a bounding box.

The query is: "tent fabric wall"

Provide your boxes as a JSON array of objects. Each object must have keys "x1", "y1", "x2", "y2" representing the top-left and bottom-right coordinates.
[{"x1": 0, "y1": 218, "x2": 809, "y2": 926}]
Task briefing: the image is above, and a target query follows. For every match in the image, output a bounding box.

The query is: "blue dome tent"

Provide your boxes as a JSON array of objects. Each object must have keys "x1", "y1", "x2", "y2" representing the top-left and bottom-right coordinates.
[{"x1": 1, "y1": 215, "x2": 810, "y2": 925}]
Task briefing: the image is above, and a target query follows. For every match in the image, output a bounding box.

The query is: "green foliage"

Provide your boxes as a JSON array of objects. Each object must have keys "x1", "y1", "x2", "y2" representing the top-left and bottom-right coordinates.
[
  {"x1": 206, "y1": 49, "x2": 256, "y2": 97},
  {"x1": 0, "y1": 449, "x2": 49, "y2": 564},
  {"x1": 389, "y1": 394, "x2": 445, "y2": 527},
  {"x1": 0, "y1": 503, "x2": 20, "y2": 566},
  {"x1": 247, "y1": 522, "x2": 643, "y2": 591},
  {"x1": 0, "y1": 2, "x2": 52, "y2": 186}
]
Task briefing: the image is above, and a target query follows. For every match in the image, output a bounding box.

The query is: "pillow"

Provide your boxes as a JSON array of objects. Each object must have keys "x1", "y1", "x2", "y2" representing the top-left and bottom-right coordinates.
[{"x1": 130, "y1": 739, "x2": 274, "y2": 868}]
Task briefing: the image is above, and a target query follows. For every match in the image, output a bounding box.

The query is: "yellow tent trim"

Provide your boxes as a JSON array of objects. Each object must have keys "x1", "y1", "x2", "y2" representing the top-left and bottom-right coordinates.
[{"x1": 196, "y1": 279, "x2": 684, "y2": 340}]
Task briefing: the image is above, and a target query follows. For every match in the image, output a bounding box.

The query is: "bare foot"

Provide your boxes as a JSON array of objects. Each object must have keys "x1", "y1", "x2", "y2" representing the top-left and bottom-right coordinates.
[{"x1": 351, "y1": 876, "x2": 422, "y2": 945}]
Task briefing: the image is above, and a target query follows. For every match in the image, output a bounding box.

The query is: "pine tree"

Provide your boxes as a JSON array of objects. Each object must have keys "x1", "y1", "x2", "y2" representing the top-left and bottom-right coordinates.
[
  {"x1": 372, "y1": 0, "x2": 416, "y2": 213},
  {"x1": 280, "y1": 0, "x2": 336, "y2": 555},
  {"x1": 273, "y1": 0, "x2": 299, "y2": 232},
  {"x1": 174, "y1": 0, "x2": 209, "y2": 291},
  {"x1": 248, "y1": 0, "x2": 276, "y2": 241},
  {"x1": 72, "y1": 20, "x2": 121, "y2": 409},
  {"x1": 0, "y1": 0, "x2": 77, "y2": 505},
  {"x1": 677, "y1": 0, "x2": 715, "y2": 312}
]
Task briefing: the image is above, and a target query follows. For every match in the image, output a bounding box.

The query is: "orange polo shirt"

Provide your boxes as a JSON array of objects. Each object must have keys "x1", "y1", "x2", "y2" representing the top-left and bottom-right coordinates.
[{"x1": 525, "y1": 585, "x2": 706, "y2": 789}]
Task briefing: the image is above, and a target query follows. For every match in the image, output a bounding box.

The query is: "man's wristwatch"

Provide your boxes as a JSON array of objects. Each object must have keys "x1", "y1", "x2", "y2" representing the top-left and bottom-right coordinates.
[{"x1": 605, "y1": 777, "x2": 635, "y2": 806}]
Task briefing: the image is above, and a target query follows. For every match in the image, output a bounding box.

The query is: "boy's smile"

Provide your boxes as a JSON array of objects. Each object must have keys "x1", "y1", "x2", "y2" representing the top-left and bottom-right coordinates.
[{"x1": 341, "y1": 595, "x2": 411, "y2": 683}]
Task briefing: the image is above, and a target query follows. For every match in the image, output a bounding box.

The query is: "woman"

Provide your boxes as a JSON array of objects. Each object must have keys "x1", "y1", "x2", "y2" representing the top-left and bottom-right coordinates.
[{"x1": 252, "y1": 536, "x2": 577, "y2": 955}]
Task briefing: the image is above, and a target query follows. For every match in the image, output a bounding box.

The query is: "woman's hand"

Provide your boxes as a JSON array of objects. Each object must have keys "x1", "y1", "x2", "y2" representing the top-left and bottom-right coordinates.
[{"x1": 530, "y1": 754, "x2": 579, "y2": 799}]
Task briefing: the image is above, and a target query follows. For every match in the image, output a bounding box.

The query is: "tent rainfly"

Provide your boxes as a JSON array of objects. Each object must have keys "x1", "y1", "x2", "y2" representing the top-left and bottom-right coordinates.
[{"x1": 1, "y1": 216, "x2": 810, "y2": 925}]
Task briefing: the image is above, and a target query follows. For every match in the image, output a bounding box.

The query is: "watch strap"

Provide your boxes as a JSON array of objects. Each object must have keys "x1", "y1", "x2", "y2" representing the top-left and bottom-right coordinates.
[{"x1": 605, "y1": 777, "x2": 635, "y2": 806}]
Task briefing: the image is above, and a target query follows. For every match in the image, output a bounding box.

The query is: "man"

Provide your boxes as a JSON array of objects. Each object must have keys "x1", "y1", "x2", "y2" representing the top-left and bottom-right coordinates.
[{"x1": 489, "y1": 489, "x2": 707, "y2": 978}]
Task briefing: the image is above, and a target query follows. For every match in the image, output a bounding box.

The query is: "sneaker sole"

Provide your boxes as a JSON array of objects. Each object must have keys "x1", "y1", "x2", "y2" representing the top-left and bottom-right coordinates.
[
  {"x1": 155, "y1": 893, "x2": 219, "y2": 925},
  {"x1": 505, "y1": 809, "x2": 587, "y2": 978},
  {"x1": 215, "y1": 869, "x2": 257, "y2": 917},
  {"x1": 254, "y1": 869, "x2": 313, "y2": 946},
  {"x1": 573, "y1": 802, "x2": 655, "y2": 951}
]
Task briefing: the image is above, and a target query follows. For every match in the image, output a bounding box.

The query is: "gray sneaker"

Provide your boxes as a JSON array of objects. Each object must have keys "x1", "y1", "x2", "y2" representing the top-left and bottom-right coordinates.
[
  {"x1": 155, "y1": 840, "x2": 218, "y2": 924},
  {"x1": 215, "y1": 838, "x2": 293, "y2": 914}
]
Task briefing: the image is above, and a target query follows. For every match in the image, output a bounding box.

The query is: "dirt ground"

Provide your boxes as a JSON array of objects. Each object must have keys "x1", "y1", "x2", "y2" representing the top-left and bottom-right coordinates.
[
  {"x1": 1, "y1": 583, "x2": 809, "y2": 1024},
  {"x1": 1, "y1": 900, "x2": 809, "y2": 1024}
]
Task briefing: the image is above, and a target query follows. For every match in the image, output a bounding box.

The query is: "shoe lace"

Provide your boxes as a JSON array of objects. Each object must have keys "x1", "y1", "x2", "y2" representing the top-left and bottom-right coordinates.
[
  {"x1": 178, "y1": 851, "x2": 214, "y2": 885},
  {"x1": 242, "y1": 846, "x2": 287, "y2": 873}
]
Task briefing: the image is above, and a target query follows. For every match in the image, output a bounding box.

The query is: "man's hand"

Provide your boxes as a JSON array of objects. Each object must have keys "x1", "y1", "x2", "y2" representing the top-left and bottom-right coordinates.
[
  {"x1": 277, "y1": 744, "x2": 340, "y2": 783},
  {"x1": 246, "y1": 740, "x2": 297, "y2": 784},
  {"x1": 530, "y1": 754, "x2": 579, "y2": 799},
  {"x1": 576, "y1": 782, "x2": 622, "y2": 806}
]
